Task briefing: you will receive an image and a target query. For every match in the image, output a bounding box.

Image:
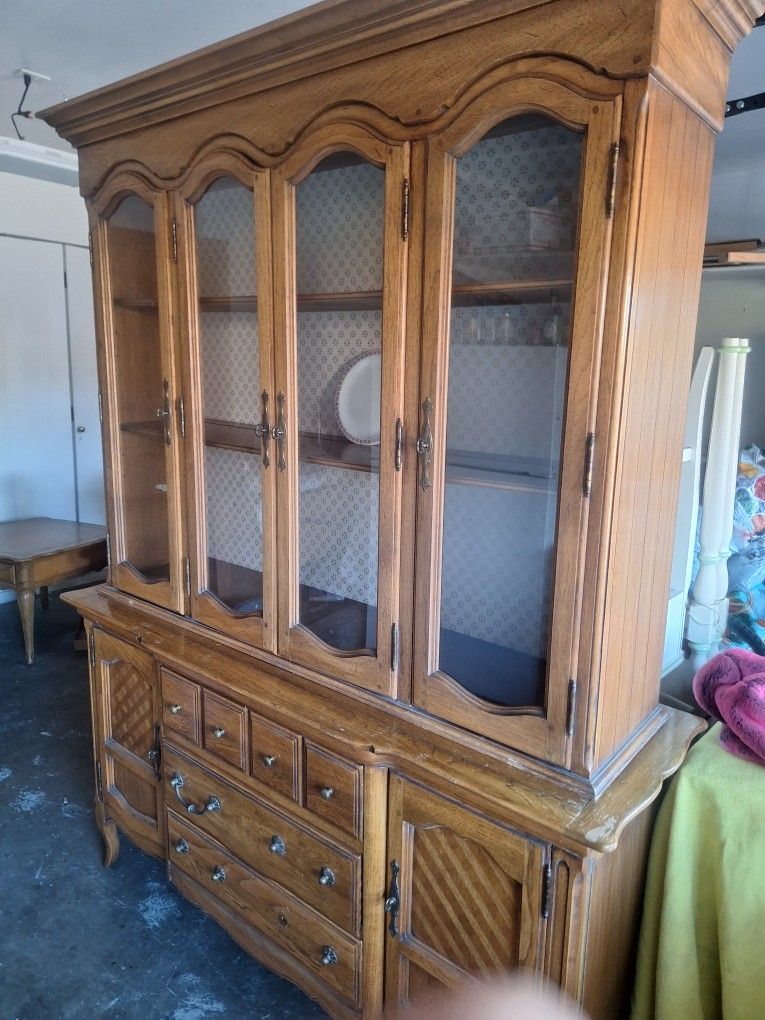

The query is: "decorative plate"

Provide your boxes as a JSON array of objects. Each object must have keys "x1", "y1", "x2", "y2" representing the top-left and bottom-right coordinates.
[{"x1": 336, "y1": 352, "x2": 382, "y2": 445}]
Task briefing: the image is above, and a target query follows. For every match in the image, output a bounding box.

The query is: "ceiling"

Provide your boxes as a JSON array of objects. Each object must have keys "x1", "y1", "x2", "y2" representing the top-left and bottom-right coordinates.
[{"x1": 0, "y1": 1, "x2": 763, "y2": 172}]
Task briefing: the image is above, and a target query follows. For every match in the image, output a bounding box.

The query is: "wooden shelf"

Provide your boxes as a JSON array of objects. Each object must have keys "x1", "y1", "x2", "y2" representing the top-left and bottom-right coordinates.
[
  {"x1": 120, "y1": 419, "x2": 164, "y2": 439},
  {"x1": 703, "y1": 238, "x2": 765, "y2": 267},
  {"x1": 203, "y1": 419, "x2": 555, "y2": 491},
  {"x1": 113, "y1": 297, "x2": 159, "y2": 311}
]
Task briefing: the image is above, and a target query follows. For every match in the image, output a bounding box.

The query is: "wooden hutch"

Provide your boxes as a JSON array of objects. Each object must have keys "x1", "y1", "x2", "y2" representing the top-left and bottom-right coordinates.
[{"x1": 41, "y1": 1, "x2": 762, "y2": 1015}]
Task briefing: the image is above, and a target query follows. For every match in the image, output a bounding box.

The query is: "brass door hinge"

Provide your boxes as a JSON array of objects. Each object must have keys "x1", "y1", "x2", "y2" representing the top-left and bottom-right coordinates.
[
  {"x1": 394, "y1": 418, "x2": 404, "y2": 471},
  {"x1": 606, "y1": 142, "x2": 620, "y2": 219},
  {"x1": 401, "y1": 179, "x2": 410, "y2": 241},
  {"x1": 88, "y1": 630, "x2": 96, "y2": 667},
  {"x1": 184, "y1": 556, "x2": 191, "y2": 598},
  {"x1": 583, "y1": 432, "x2": 595, "y2": 498},
  {"x1": 97, "y1": 389, "x2": 103, "y2": 425},
  {"x1": 171, "y1": 217, "x2": 178, "y2": 263},
  {"x1": 88, "y1": 231, "x2": 94, "y2": 269},
  {"x1": 566, "y1": 679, "x2": 577, "y2": 737},
  {"x1": 105, "y1": 531, "x2": 111, "y2": 565},
  {"x1": 177, "y1": 395, "x2": 186, "y2": 439},
  {"x1": 541, "y1": 861, "x2": 554, "y2": 918},
  {"x1": 95, "y1": 759, "x2": 103, "y2": 799},
  {"x1": 147, "y1": 724, "x2": 162, "y2": 779},
  {"x1": 391, "y1": 623, "x2": 400, "y2": 672}
]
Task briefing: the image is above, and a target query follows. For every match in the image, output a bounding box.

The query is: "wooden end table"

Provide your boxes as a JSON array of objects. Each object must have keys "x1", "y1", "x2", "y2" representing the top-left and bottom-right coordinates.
[{"x1": 0, "y1": 517, "x2": 108, "y2": 664}]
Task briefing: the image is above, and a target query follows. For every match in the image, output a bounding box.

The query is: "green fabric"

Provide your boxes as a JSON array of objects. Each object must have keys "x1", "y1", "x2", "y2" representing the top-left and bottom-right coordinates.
[{"x1": 632, "y1": 724, "x2": 765, "y2": 1020}]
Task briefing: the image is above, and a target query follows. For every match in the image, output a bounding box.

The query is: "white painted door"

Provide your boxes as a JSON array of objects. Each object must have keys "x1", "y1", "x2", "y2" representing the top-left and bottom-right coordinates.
[
  {"x1": 66, "y1": 244, "x2": 105, "y2": 525},
  {"x1": 0, "y1": 236, "x2": 76, "y2": 523}
]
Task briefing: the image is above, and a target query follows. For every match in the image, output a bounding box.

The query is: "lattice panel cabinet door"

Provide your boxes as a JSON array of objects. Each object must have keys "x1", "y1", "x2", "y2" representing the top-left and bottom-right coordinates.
[
  {"x1": 412, "y1": 67, "x2": 622, "y2": 764},
  {"x1": 91, "y1": 627, "x2": 164, "y2": 858},
  {"x1": 384, "y1": 774, "x2": 547, "y2": 1007}
]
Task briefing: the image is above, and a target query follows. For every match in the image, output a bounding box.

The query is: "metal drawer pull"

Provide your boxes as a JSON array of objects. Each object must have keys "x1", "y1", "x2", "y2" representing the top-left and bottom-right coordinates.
[
  {"x1": 169, "y1": 704, "x2": 182, "y2": 715},
  {"x1": 318, "y1": 866, "x2": 336, "y2": 887},
  {"x1": 212, "y1": 727, "x2": 226, "y2": 739},
  {"x1": 170, "y1": 772, "x2": 221, "y2": 815},
  {"x1": 384, "y1": 859, "x2": 401, "y2": 938},
  {"x1": 173, "y1": 838, "x2": 189, "y2": 855},
  {"x1": 320, "y1": 946, "x2": 337, "y2": 967},
  {"x1": 211, "y1": 865, "x2": 226, "y2": 882},
  {"x1": 320, "y1": 786, "x2": 334, "y2": 801},
  {"x1": 270, "y1": 835, "x2": 286, "y2": 856},
  {"x1": 262, "y1": 754, "x2": 276, "y2": 768}
]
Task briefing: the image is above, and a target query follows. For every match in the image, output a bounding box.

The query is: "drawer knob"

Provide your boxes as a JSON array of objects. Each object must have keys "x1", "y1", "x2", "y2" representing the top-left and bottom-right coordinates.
[
  {"x1": 170, "y1": 772, "x2": 221, "y2": 815},
  {"x1": 169, "y1": 704, "x2": 182, "y2": 715},
  {"x1": 318, "y1": 866, "x2": 336, "y2": 887},
  {"x1": 320, "y1": 786, "x2": 335, "y2": 801},
  {"x1": 278, "y1": 913, "x2": 289, "y2": 927},
  {"x1": 211, "y1": 865, "x2": 226, "y2": 882},
  {"x1": 262, "y1": 754, "x2": 276, "y2": 768},
  {"x1": 320, "y1": 946, "x2": 338, "y2": 967},
  {"x1": 270, "y1": 834, "x2": 286, "y2": 856},
  {"x1": 174, "y1": 838, "x2": 189, "y2": 855},
  {"x1": 213, "y1": 727, "x2": 226, "y2": 739}
]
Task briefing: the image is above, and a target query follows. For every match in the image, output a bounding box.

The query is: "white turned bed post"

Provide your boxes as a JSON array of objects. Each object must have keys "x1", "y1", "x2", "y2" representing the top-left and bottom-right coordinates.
[
  {"x1": 715, "y1": 338, "x2": 750, "y2": 643},
  {"x1": 687, "y1": 337, "x2": 750, "y2": 671}
]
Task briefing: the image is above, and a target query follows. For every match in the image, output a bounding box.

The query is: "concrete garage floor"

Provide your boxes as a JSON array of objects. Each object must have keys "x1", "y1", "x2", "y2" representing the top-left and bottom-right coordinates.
[{"x1": 0, "y1": 591, "x2": 326, "y2": 1020}]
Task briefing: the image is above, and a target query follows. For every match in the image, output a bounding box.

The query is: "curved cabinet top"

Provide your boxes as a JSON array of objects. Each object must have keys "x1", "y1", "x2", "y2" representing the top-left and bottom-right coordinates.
[{"x1": 39, "y1": 0, "x2": 763, "y2": 195}]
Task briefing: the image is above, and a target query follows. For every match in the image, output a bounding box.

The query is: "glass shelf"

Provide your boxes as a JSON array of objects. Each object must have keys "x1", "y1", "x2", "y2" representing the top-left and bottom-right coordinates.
[
  {"x1": 113, "y1": 278, "x2": 572, "y2": 314},
  {"x1": 202, "y1": 418, "x2": 556, "y2": 491}
]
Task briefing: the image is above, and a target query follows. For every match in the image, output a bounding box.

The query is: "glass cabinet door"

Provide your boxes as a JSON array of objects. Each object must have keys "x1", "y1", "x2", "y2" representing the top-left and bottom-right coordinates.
[
  {"x1": 273, "y1": 130, "x2": 408, "y2": 696},
  {"x1": 96, "y1": 186, "x2": 185, "y2": 613},
  {"x1": 179, "y1": 169, "x2": 276, "y2": 648},
  {"x1": 413, "y1": 84, "x2": 620, "y2": 762}
]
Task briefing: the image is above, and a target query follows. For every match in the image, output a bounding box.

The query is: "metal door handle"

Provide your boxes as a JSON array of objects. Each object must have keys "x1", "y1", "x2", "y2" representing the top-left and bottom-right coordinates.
[
  {"x1": 271, "y1": 391, "x2": 287, "y2": 471},
  {"x1": 416, "y1": 398, "x2": 433, "y2": 490},
  {"x1": 253, "y1": 390, "x2": 271, "y2": 468},
  {"x1": 384, "y1": 859, "x2": 401, "y2": 937}
]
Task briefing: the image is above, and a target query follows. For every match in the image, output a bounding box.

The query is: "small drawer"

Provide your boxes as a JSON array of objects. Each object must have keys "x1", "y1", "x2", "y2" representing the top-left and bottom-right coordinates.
[
  {"x1": 305, "y1": 744, "x2": 362, "y2": 839},
  {"x1": 250, "y1": 714, "x2": 301, "y2": 802},
  {"x1": 163, "y1": 745, "x2": 361, "y2": 935},
  {"x1": 161, "y1": 670, "x2": 201, "y2": 745},
  {"x1": 203, "y1": 690, "x2": 247, "y2": 772},
  {"x1": 168, "y1": 812, "x2": 360, "y2": 1006}
]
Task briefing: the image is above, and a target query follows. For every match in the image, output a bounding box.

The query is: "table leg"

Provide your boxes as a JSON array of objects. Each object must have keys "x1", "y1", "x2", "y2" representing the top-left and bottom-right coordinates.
[
  {"x1": 17, "y1": 584, "x2": 35, "y2": 665},
  {"x1": 40, "y1": 585, "x2": 50, "y2": 610}
]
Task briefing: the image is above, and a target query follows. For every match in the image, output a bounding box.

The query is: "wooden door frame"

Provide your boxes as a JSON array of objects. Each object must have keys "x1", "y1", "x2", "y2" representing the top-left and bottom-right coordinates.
[
  {"x1": 271, "y1": 119, "x2": 410, "y2": 697},
  {"x1": 89, "y1": 170, "x2": 186, "y2": 614},
  {"x1": 174, "y1": 152, "x2": 277, "y2": 651},
  {"x1": 412, "y1": 71, "x2": 622, "y2": 765}
]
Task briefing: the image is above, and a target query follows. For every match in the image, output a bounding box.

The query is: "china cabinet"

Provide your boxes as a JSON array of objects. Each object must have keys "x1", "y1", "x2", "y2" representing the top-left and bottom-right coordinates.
[{"x1": 42, "y1": 0, "x2": 763, "y2": 1016}]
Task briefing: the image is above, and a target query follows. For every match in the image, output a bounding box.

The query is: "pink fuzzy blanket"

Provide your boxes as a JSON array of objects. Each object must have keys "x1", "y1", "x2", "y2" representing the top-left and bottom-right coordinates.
[{"x1": 693, "y1": 648, "x2": 765, "y2": 765}]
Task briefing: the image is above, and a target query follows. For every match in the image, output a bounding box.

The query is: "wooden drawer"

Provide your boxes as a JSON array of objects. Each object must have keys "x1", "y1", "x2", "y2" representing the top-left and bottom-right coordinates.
[
  {"x1": 250, "y1": 713, "x2": 301, "y2": 802},
  {"x1": 203, "y1": 689, "x2": 247, "y2": 771},
  {"x1": 163, "y1": 745, "x2": 361, "y2": 935},
  {"x1": 305, "y1": 743, "x2": 363, "y2": 839},
  {"x1": 168, "y1": 812, "x2": 360, "y2": 1006},
  {"x1": 161, "y1": 670, "x2": 200, "y2": 745}
]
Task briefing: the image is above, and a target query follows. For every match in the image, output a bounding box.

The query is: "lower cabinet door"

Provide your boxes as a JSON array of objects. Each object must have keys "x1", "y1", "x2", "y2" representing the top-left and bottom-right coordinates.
[
  {"x1": 92, "y1": 627, "x2": 164, "y2": 856},
  {"x1": 384, "y1": 774, "x2": 547, "y2": 1008}
]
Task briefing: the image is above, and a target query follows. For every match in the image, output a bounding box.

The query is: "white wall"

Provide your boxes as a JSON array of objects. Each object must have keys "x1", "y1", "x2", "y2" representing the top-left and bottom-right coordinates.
[
  {"x1": 0, "y1": 170, "x2": 88, "y2": 244},
  {"x1": 0, "y1": 171, "x2": 101, "y2": 605}
]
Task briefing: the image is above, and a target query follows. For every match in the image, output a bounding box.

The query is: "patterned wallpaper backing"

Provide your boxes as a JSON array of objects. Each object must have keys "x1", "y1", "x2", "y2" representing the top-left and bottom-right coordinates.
[{"x1": 193, "y1": 122, "x2": 580, "y2": 661}]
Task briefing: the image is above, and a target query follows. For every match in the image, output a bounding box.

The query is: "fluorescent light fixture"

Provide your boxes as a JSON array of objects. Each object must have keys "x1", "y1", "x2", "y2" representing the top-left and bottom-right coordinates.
[{"x1": 0, "y1": 136, "x2": 79, "y2": 187}]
